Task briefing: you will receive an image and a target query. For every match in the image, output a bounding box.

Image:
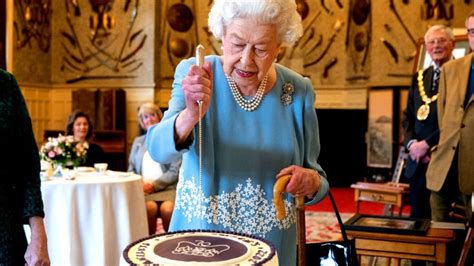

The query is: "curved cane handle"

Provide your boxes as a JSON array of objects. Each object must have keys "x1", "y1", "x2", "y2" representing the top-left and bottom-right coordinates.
[{"x1": 273, "y1": 175, "x2": 305, "y2": 220}]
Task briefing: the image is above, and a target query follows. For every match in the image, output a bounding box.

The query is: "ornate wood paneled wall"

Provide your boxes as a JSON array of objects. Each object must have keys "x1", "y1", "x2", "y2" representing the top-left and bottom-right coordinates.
[
  {"x1": 21, "y1": 85, "x2": 52, "y2": 143},
  {"x1": 6, "y1": 0, "x2": 474, "y2": 165},
  {"x1": 124, "y1": 88, "x2": 155, "y2": 146},
  {"x1": 155, "y1": 0, "x2": 472, "y2": 110},
  {"x1": 20, "y1": 85, "x2": 154, "y2": 158},
  {"x1": 8, "y1": 0, "x2": 157, "y2": 160}
]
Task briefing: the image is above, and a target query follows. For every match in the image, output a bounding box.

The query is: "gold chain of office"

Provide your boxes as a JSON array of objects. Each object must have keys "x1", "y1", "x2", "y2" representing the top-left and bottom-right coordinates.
[{"x1": 416, "y1": 69, "x2": 439, "y2": 121}]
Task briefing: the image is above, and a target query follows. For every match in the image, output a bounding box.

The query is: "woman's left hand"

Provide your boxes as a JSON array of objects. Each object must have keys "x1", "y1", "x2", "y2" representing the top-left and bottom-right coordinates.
[
  {"x1": 276, "y1": 165, "x2": 320, "y2": 198},
  {"x1": 25, "y1": 217, "x2": 50, "y2": 266}
]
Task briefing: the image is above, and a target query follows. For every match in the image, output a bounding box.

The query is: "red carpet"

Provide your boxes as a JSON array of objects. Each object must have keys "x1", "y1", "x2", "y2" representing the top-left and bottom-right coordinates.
[{"x1": 156, "y1": 187, "x2": 410, "y2": 241}]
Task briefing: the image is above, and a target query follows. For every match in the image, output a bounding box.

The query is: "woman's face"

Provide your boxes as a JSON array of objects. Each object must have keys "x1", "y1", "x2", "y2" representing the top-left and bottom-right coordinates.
[
  {"x1": 73, "y1": 117, "x2": 89, "y2": 142},
  {"x1": 221, "y1": 18, "x2": 281, "y2": 89},
  {"x1": 142, "y1": 110, "x2": 160, "y2": 130}
]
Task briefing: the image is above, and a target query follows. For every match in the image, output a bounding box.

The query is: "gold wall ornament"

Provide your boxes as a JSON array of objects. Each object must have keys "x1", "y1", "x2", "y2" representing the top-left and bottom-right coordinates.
[
  {"x1": 14, "y1": 0, "x2": 52, "y2": 52},
  {"x1": 161, "y1": 0, "x2": 200, "y2": 78},
  {"x1": 416, "y1": 69, "x2": 438, "y2": 121},
  {"x1": 352, "y1": 0, "x2": 370, "y2": 25},
  {"x1": 60, "y1": 0, "x2": 146, "y2": 83},
  {"x1": 421, "y1": 0, "x2": 454, "y2": 20},
  {"x1": 296, "y1": 0, "x2": 309, "y2": 20},
  {"x1": 166, "y1": 3, "x2": 194, "y2": 32},
  {"x1": 345, "y1": 0, "x2": 371, "y2": 82},
  {"x1": 169, "y1": 37, "x2": 190, "y2": 58},
  {"x1": 304, "y1": 19, "x2": 344, "y2": 68},
  {"x1": 88, "y1": 0, "x2": 116, "y2": 43}
]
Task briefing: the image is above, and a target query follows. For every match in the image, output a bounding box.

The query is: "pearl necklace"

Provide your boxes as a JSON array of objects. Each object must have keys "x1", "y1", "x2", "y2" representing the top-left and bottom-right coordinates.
[{"x1": 226, "y1": 74, "x2": 268, "y2": 112}]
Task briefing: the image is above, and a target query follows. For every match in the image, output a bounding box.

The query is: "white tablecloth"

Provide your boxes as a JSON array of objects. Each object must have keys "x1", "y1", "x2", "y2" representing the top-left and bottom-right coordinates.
[{"x1": 41, "y1": 172, "x2": 148, "y2": 266}]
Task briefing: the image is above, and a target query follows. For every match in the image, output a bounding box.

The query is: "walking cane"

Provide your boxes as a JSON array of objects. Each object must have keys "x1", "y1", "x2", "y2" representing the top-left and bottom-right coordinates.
[
  {"x1": 274, "y1": 175, "x2": 306, "y2": 266},
  {"x1": 296, "y1": 196, "x2": 306, "y2": 266}
]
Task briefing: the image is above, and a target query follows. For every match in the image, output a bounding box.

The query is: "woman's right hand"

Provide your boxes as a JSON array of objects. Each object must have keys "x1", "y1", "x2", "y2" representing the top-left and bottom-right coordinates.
[
  {"x1": 182, "y1": 61, "x2": 213, "y2": 121},
  {"x1": 174, "y1": 61, "x2": 213, "y2": 145}
]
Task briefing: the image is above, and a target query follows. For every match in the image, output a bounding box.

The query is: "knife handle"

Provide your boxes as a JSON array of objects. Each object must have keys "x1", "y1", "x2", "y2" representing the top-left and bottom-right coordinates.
[{"x1": 196, "y1": 44, "x2": 205, "y2": 67}]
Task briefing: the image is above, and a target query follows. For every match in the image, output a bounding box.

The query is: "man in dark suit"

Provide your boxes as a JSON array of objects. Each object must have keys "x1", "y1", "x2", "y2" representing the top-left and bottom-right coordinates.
[
  {"x1": 427, "y1": 11, "x2": 474, "y2": 222},
  {"x1": 403, "y1": 25, "x2": 454, "y2": 219}
]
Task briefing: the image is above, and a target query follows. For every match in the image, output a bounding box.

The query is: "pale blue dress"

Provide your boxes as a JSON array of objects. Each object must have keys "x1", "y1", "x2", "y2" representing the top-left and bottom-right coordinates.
[{"x1": 146, "y1": 55, "x2": 329, "y2": 266}]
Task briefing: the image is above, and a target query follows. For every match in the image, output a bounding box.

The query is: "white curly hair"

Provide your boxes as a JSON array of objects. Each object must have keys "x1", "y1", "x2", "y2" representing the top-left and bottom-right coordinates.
[
  {"x1": 208, "y1": 0, "x2": 303, "y2": 46},
  {"x1": 424, "y1": 24, "x2": 454, "y2": 43}
]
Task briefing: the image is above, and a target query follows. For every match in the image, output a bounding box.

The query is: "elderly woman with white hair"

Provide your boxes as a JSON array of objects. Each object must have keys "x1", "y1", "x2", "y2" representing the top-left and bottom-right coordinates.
[
  {"x1": 128, "y1": 102, "x2": 181, "y2": 234},
  {"x1": 146, "y1": 0, "x2": 329, "y2": 264}
]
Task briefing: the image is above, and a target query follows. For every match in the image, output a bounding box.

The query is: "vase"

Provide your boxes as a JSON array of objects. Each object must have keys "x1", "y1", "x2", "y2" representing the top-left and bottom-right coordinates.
[
  {"x1": 53, "y1": 164, "x2": 67, "y2": 177},
  {"x1": 46, "y1": 163, "x2": 54, "y2": 177}
]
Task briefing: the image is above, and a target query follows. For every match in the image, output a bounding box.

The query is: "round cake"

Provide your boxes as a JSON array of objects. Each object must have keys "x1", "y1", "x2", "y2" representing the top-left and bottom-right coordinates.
[{"x1": 123, "y1": 230, "x2": 278, "y2": 265}]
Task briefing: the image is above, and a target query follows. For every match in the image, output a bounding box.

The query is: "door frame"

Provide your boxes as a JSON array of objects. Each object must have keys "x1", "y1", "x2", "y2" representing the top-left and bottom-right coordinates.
[{"x1": 0, "y1": 0, "x2": 6, "y2": 69}]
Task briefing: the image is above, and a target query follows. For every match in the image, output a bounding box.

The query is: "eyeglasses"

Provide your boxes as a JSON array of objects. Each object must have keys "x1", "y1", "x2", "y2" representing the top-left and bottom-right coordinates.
[
  {"x1": 467, "y1": 28, "x2": 474, "y2": 36},
  {"x1": 426, "y1": 38, "x2": 448, "y2": 46}
]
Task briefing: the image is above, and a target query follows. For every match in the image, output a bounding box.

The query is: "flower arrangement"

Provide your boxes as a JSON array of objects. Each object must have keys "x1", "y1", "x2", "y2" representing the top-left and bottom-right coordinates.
[{"x1": 40, "y1": 135, "x2": 87, "y2": 168}]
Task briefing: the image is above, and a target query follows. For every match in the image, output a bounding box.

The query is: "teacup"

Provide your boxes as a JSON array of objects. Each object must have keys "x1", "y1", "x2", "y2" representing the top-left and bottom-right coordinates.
[{"x1": 94, "y1": 163, "x2": 108, "y2": 173}]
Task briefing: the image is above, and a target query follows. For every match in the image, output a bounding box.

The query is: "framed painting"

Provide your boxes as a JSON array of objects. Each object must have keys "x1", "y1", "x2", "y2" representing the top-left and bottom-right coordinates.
[
  {"x1": 367, "y1": 89, "x2": 393, "y2": 168},
  {"x1": 344, "y1": 214, "x2": 430, "y2": 235},
  {"x1": 413, "y1": 34, "x2": 471, "y2": 72}
]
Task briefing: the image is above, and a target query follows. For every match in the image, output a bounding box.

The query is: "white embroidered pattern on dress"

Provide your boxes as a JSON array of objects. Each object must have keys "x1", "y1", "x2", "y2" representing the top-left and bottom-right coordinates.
[{"x1": 175, "y1": 177, "x2": 296, "y2": 238}]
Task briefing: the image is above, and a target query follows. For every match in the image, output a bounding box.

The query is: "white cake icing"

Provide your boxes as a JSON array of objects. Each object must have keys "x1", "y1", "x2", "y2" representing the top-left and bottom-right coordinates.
[{"x1": 123, "y1": 230, "x2": 278, "y2": 266}]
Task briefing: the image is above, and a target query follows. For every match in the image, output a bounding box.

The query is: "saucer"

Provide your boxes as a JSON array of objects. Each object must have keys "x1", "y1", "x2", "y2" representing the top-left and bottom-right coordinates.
[
  {"x1": 106, "y1": 170, "x2": 132, "y2": 178},
  {"x1": 76, "y1": 167, "x2": 95, "y2": 173}
]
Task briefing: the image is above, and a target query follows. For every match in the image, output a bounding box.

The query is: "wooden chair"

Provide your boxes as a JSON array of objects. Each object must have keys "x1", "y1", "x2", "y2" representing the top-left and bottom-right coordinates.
[
  {"x1": 351, "y1": 148, "x2": 410, "y2": 216},
  {"x1": 456, "y1": 199, "x2": 474, "y2": 266},
  {"x1": 458, "y1": 223, "x2": 473, "y2": 265}
]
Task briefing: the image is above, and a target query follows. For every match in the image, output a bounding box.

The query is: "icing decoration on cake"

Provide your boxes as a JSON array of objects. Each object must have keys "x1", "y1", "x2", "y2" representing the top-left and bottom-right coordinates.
[
  {"x1": 171, "y1": 239, "x2": 231, "y2": 257},
  {"x1": 123, "y1": 230, "x2": 278, "y2": 265}
]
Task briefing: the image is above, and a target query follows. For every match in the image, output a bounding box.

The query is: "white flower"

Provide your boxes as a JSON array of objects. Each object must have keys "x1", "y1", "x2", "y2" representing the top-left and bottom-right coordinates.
[{"x1": 175, "y1": 176, "x2": 296, "y2": 238}]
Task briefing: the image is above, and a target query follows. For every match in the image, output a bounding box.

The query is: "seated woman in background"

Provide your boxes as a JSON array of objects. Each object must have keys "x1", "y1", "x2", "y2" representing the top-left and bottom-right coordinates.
[
  {"x1": 66, "y1": 110, "x2": 105, "y2": 167},
  {"x1": 128, "y1": 103, "x2": 181, "y2": 234}
]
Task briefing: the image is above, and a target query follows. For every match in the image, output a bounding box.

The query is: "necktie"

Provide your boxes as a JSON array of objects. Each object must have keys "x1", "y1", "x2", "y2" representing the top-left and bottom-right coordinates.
[
  {"x1": 465, "y1": 63, "x2": 474, "y2": 107},
  {"x1": 432, "y1": 68, "x2": 440, "y2": 91}
]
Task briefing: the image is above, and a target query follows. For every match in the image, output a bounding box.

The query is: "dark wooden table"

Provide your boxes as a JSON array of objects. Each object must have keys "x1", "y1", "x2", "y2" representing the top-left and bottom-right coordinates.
[{"x1": 347, "y1": 228, "x2": 455, "y2": 265}]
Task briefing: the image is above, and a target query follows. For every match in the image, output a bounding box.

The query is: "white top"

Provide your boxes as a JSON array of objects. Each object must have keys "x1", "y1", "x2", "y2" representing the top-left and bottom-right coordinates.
[{"x1": 142, "y1": 150, "x2": 163, "y2": 182}]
